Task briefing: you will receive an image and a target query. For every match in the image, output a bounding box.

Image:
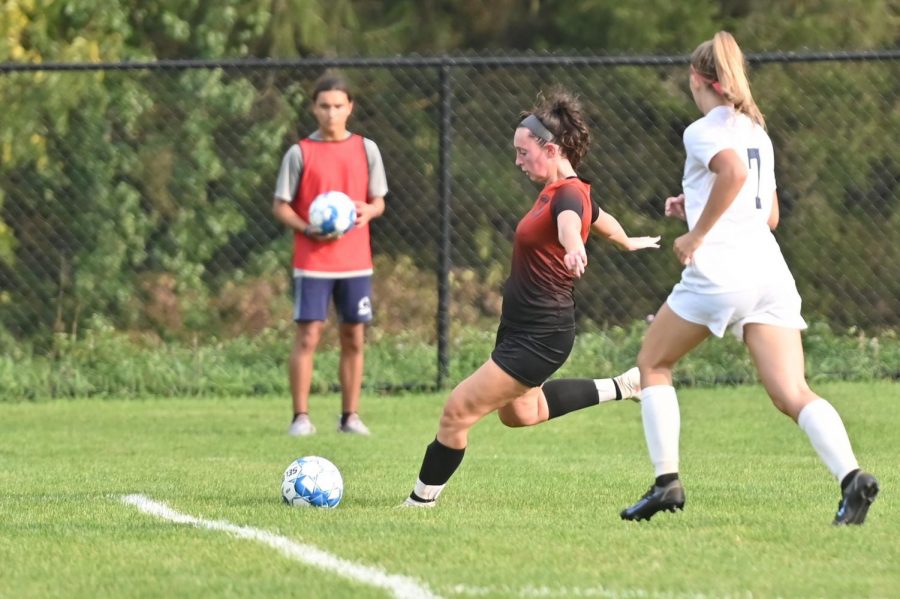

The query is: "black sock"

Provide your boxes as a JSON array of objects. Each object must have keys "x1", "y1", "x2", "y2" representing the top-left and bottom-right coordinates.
[
  {"x1": 542, "y1": 379, "x2": 598, "y2": 419},
  {"x1": 341, "y1": 412, "x2": 353, "y2": 427},
  {"x1": 841, "y1": 469, "x2": 860, "y2": 493},
  {"x1": 611, "y1": 378, "x2": 622, "y2": 400},
  {"x1": 656, "y1": 473, "x2": 679, "y2": 487},
  {"x1": 410, "y1": 438, "x2": 466, "y2": 501}
]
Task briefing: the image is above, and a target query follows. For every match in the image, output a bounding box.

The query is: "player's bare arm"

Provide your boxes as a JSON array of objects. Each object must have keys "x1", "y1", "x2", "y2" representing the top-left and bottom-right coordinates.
[
  {"x1": 354, "y1": 196, "x2": 385, "y2": 228},
  {"x1": 557, "y1": 210, "x2": 587, "y2": 278},
  {"x1": 591, "y1": 208, "x2": 660, "y2": 251},
  {"x1": 768, "y1": 190, "x2": 779, "y2": 230},
  {"x1": 664, "y1": 193, "x2": 686, "y2": 221},
  {"x1": 272, "y1": 198, "x2": 342, "y2": 241},
  {"x1": 272, "y1": 198, "x2": 308, "y2": 233}
]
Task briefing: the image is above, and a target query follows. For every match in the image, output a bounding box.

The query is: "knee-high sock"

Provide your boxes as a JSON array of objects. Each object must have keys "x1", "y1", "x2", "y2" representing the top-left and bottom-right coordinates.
[
  {"x1": 641, "y1": 385, "x2": 680, "y2": 476},
  {"x1": 410, "y1": 438, "x2": 465, "y2": 502},
  {"x1": 797, "y1": 398, "x2": 859, "y2": 481},
  {"x1": 543, "y1": 378, "x2": 620, "y2": 420}
]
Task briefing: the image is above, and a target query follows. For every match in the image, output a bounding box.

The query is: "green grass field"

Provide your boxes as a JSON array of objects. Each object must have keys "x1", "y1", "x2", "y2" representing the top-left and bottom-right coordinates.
[{"x1": 1, "y1": 381, "x2": 896, "y2": 598}]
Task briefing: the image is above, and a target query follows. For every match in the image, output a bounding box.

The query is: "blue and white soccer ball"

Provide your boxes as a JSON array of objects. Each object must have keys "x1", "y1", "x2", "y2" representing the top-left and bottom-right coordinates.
[
  {"x1": 281, "y1": 456, "x2": 344, "y2": 508},
  {"x1": 308, "y1": 191, "x2": 356, "y2": 235}
]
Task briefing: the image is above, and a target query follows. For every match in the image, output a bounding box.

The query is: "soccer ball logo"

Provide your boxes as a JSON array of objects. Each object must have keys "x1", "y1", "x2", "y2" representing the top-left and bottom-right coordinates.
[
  {"x1": 308, "y1": 191, "x2": 357, "y2": 235},
  {"x1": 282, "y1": 456, "x2": 343, "y2": 508}
]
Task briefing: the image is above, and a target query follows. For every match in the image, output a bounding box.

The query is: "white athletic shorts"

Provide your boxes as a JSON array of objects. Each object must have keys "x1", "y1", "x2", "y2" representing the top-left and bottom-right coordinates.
[{"x1": 666, "y1": 280, "x2": 808, "y2": 340}]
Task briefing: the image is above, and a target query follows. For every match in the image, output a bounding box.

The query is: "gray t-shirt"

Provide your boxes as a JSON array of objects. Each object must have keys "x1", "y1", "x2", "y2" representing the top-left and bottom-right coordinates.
[{"x1": 273, "y1": 131, "x2": 389, "y2": 202}]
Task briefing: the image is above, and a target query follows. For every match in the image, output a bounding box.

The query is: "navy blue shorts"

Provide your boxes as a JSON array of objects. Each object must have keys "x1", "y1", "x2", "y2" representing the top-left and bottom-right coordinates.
[
  {"x1": 490, "y1": 322, "x2": 576, "y2": 388},
  {"x1": 293, "y1": 275, "x2": 373, "y2": 323}
]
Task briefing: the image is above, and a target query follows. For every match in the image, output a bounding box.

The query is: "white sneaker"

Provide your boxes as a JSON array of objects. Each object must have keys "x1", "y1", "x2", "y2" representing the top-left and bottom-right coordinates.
[
  {"x1": 337, "y1": 413, "x2": 371, "y2": 435},
  {"x1": 399, "y1": 496, "x2": 435, "y2": 508},
  {"x1": 287, "y1": 414, "x2": 316, "y2": 436},
  {"x1": 614, "y1": 367, "x2": 641, "y2": 402}
]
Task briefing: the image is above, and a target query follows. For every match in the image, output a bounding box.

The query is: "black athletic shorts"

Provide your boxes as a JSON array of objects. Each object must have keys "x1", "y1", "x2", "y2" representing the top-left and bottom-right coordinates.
[{"x1": 490, "y1": 322, "x2": 576, "y2": 388}]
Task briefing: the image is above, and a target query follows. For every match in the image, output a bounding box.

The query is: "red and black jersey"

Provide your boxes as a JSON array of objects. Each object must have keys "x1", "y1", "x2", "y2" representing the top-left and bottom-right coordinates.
[{"x1": 501, "y1": 176, "x2": 592, "y2": 331}]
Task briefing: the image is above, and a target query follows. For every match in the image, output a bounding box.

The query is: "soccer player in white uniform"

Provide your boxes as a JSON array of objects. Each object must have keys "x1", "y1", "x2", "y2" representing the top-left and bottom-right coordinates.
[{"x1": 620, "y1": 32, "x2": 878, "y2": 525}]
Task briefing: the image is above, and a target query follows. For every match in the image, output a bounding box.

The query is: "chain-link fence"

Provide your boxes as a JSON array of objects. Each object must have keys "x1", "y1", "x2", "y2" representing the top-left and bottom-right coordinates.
[{"x1": 1, "y1": 52, "x2": 897, "y2": 385}]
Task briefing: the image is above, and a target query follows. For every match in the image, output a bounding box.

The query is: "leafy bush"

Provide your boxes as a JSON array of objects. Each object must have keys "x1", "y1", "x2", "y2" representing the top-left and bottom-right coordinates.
[{"x1": 1, "y1": 319, "x2": 896, "y2": 401}]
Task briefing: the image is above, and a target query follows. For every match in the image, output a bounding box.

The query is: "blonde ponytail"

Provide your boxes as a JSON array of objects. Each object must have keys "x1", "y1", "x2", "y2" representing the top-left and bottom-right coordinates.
[{"x1": 691, "y1": 31, "x2": 766, "y2": 128}]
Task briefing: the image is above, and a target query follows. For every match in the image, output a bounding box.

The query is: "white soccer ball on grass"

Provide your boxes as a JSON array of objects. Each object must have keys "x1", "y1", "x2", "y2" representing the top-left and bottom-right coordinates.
[{"x1": 281, "y1": 456, "x2": 344, "y2": 508}]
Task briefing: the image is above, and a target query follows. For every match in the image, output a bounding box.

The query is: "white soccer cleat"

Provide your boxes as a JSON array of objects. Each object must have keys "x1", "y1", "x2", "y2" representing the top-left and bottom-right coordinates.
[
  {"x1": 287, "y1": 414, "x2": 316, "y2": 436},
  {"x1": 337, "y1": 413, "x2": 371, "y2": 435},
  {"x1": 614, "y1": 367, "x2": 641, "y2": 402},
  {"x1": 399, "y1": 496, "x2": 436, "y2": 508}
]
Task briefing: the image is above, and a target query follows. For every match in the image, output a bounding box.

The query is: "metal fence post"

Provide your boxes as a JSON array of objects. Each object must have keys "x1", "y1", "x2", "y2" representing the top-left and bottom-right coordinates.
[{"x1": 436, "y1": 62, "x2": 453, "y2": 390}]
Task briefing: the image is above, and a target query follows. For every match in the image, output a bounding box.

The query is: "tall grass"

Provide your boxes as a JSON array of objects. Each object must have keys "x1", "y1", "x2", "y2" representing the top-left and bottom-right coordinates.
[{"x1": 1, "y1": 320, "x2": 896, "y2": 400}]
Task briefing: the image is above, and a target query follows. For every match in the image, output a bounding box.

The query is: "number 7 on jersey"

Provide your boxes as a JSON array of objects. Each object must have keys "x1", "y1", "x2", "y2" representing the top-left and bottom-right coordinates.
[{"x1": 747, "y1": 148, "x2": 762, "y2": 209}]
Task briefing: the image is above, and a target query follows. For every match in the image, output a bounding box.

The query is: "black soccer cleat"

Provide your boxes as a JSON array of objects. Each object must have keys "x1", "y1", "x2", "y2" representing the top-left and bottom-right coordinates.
[
  {"x1": 833, "y1": 471, "x2": 879, "y2": 526},
  {"x1": 620, "y1": 479, "x2": 686, "y2": 521}
]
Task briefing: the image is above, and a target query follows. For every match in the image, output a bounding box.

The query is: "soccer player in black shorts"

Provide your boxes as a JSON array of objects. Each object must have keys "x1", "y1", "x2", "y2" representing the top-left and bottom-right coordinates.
[{"x1": 402, "y1": 89, "x2": 661, "y2": 507}]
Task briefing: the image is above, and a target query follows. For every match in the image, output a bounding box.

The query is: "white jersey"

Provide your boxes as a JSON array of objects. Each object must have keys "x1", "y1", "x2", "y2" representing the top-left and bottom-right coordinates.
[{"x1": 680, "y1": 105, "x2": 794, "y2": 293}]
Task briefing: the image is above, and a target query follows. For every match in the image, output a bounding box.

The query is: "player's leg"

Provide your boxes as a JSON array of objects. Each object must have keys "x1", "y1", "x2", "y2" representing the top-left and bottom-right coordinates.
[
  {"x1": 337, "y1": 322, "x2": 367, "y2": 432},
  {"x1": 743, "y1": 323, "x2": 818, "y2": 420},
  {"x1": 335, "y1": 276, "x2": 373, "y2": 434},
  {"x1": 287, "y1": 276, "x2": 332, "y2": 436},
  {"x1": 497, "y1": 386, "x2": 548, "y2": 427},
  {"x1": 440, "y1": 359, "x2": 531, "y2": 449},
  {"x1": 404, "y1": 324, "x2": 568, "y2": 507},
  {"x1": 621, "y1": 302, "x2": 710, "y2": 521},
  {"x1": 744, "y1": 323, "x2": 878, "y2": 524},
  {"x1": 288, "y1": 321, "x2": 325, "y2": 435},
  {"x1": 497, "y1": 367, "x2": 640, "y2": 428},
  {"x1": 404, "y1": 359, "x2": 530, "y2": 507},
  {"x1": 493, "y1": 324, "x2": 601, "y2": 427}
]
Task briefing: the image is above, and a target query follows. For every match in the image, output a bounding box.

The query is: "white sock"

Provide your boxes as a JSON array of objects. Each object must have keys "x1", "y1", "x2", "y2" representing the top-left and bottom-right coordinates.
[
  {"x1": 412, "y1": 479, "x2": 445, "y2": 502},
  {"x1": 797, "y1": 398, "x2": 859, "y2": 481},
  {"x1": 641, "y1": 385, "x2": 680, "y2": 476},
  {"x1": 593, "y1": 378, "x2": 618, "y2": 404}
]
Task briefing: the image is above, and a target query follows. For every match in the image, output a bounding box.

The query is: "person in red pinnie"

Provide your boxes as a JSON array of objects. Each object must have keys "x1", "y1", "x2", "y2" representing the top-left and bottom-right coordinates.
[{"x1": 273, "y1": 72, "x2": 387, "y2": 437}]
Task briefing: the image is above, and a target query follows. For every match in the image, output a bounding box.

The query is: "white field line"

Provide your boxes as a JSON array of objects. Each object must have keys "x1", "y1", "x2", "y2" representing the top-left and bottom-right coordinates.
[
  {"x1": 121, "y1": 494, "x2": 441, "y2": 599},
  {"x1": 446, "y1": 584, "x2": 744, "y2": 599}
]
